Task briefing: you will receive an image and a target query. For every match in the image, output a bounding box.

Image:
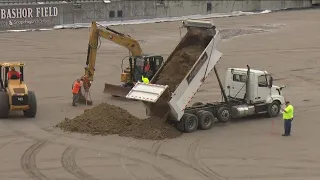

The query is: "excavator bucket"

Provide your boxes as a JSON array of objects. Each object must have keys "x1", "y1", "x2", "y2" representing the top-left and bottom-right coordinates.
[{"x1": 103, "y1": 83, "x2": 132, "y2": 98}]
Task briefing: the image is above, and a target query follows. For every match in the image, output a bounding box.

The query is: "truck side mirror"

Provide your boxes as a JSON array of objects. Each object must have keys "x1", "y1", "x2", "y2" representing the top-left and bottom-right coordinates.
[{"x1": 268, "y1": 76, "x2": 273, "y2": 88}]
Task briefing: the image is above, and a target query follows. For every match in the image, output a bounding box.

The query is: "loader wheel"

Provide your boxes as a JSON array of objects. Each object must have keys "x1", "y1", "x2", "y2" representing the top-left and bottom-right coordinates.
[
  {"x1": 192, "y1": 102, "x2": 204, "y2": 107},
  {"x1": 23, "y1": 91, "x2": 37, "y2": 118},
  {"x1": 216, "y1": 106, "x2": 231, "y2": 123},
  {"x1": 183, "y1": 113, "x2": 198, "y2": 133},
  {"x1": 0, "y1": 92, "x2": 10, "y2": 119},
  {"x1": 267, "y1": 101, "x2": 280, "y2": 118},
  {"x1": 198, "y1": 111, "x2": 214, "y2": 130}
]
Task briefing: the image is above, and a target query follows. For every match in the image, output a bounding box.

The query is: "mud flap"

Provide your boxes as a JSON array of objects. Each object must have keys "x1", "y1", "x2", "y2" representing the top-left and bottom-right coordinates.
[{"x1": 103, "y1": 83, "x2": 132, "y2": 98}]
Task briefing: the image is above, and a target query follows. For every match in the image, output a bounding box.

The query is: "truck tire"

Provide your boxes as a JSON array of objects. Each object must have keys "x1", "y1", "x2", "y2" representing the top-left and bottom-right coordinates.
[
  {"x1": 267, "y1": 101, "x2": 280, "y2": 117},
  {"x1": 176, "y1": 119, "x2": 185, "y2": 132},
  {"x1": 183, "y1": 113, "x2": 198, "y2": 133},
  {"x1": 23, "y1": 91, "x2": 37, "y2": 118},
  {"x1": 192, "y1": 102, "x2": 203, "y2": 107},
  {"x1": 216, "y1": 106, "x2": 231, "y2": 123},
  {"x1": 0, "y1": 92, "x2": 10, "y2": 118},
  {"x1": 196, "y1": 110, "x2": 205, "y2": 118},
  {"x1": 198, "y1": 111, "x2": 214, "y2": 130}
]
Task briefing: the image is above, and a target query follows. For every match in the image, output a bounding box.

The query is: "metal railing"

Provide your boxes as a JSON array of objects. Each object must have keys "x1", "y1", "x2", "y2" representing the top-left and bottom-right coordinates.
[{"x1": 0, "y1": 0, "x2": 103, "y2": 4}]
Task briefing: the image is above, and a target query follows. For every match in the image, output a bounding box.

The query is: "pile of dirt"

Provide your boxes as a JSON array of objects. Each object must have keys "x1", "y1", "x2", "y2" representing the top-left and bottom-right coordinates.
[{"x1": 55, "y1": 103, "x2": 181, "y2": 140}]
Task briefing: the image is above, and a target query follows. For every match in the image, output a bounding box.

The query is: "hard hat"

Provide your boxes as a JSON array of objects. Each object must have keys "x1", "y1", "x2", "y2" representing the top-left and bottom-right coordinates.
[{"x1": 10, "y1": 66, "x2": 15, "y2": 70}]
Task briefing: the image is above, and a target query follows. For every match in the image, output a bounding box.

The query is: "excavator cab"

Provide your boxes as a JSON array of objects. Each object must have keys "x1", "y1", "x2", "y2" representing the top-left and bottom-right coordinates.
[{"x1": 104, "y1": 55, "x2": 164, "y2": 97}]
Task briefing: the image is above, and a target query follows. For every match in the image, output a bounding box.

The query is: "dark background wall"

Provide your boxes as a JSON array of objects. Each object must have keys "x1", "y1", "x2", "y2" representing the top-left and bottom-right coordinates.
[{"x1": 0, "y1": 0, "x2": 317, "y2": 31}]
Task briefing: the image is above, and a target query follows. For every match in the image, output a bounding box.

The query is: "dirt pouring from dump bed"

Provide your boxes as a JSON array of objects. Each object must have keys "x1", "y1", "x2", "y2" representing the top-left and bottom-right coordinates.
[
  {"x1": 145, "y1": 29, "x2": 213, "y2": 118},
  {"x1": 56, "y1": 103, "x2": 181, "y2": 140}
]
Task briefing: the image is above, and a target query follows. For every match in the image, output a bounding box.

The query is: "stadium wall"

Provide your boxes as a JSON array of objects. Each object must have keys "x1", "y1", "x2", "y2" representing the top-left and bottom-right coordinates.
[{"x1": 0, "y1": 0, "x2": 313, "y2": 31}]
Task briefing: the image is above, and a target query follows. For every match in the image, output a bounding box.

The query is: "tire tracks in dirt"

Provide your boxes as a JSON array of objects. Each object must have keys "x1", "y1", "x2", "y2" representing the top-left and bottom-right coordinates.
[
  {"x1": 131, "y1": 140, "x2": 216, "y2": 180},
  {"x1": 20, "y1": 141, "x2": 50, "y2": 180},
  {"x1": 61, "y1": 146, "x2": 99, "y2": 180},
  {"x1": 187, "y1": 137, "x2": 229, "y2": 180},
  {"x1": 121, "y1": 140, "x2": 177, "y2": 180},
  {"x1": 3, "y1": 121, "x2": 222, "y2": 180}
]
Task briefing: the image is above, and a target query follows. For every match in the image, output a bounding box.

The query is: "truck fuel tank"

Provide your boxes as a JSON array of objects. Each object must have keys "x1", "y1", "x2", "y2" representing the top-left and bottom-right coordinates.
[{"x1": 231, "y1": 104, "x2": 255, "y2": 118}]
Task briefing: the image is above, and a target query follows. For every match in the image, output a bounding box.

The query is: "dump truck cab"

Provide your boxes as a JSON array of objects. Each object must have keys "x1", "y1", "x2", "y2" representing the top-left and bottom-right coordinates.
[{"x1": 225, "y1": 68, "x2": 284, "y2": 104}]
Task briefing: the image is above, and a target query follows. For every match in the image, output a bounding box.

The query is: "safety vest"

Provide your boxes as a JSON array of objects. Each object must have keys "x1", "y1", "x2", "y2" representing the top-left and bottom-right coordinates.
[
  {"x1": 283, "y1": 104, "x2": 294, "y2": 120},
  {"x1": 141, "y1": 76, "x2": 149, "y2": 84},
  {"x1": 72, "y1": 81, "x2": 81, "y2": 94}
]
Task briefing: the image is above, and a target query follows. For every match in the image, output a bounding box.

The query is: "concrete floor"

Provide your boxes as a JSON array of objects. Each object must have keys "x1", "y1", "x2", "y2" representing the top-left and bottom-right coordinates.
[{"x1": 0, "y1": 9, "x2": 320, "y2": 180}]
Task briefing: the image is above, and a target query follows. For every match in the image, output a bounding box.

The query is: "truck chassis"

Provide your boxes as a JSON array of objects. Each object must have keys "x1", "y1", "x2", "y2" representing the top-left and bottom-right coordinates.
[{"x1": 176, "y1": 99, "x2": 281, "y2": 133}]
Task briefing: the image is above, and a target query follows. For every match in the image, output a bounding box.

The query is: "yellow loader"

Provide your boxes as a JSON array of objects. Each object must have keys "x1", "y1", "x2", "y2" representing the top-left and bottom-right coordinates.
[{"x1": 0, "y1": 62, "x2": 37, "y2": 118}]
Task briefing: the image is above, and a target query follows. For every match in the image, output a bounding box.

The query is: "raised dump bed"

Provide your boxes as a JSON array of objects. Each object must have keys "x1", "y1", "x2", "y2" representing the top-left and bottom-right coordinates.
[{"x1": 126, "y1": 19, "x2": 222, "y2": 121}]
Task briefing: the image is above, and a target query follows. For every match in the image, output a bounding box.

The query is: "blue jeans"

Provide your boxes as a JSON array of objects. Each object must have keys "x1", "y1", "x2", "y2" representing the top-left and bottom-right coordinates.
[{"x1": 284, "y1": 119, "x2": 293, "y2": 135}]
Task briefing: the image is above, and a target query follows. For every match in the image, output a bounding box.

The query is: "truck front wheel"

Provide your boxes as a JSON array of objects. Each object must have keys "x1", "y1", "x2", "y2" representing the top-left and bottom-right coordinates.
[
  {"x1": 0, "y1": 92, "x2": 9, "y2": 118},
  {"x1": 182, "y1": 113, "x2": 198, "y2": 133},
  {"x1": 216, "y1": 106, "x2": 231, "y2": 123},
  {"x1": 267, "y1": 101, "x2": 280, "y2": 117}
]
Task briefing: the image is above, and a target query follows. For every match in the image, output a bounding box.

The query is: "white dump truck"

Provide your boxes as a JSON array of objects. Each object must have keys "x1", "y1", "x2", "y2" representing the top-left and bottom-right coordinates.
[{"x1": 126, "y1": 19, "x2": 286, "y2": 133}]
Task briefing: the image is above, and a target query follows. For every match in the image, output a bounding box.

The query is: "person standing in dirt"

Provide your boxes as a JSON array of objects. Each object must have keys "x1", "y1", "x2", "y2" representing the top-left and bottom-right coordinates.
[
  {"x1": 72, "y1": 79, "x2": 82, "y2": 106},
  {"x1": 281, "y1": 101, "x2": 294, "y2": 136}
]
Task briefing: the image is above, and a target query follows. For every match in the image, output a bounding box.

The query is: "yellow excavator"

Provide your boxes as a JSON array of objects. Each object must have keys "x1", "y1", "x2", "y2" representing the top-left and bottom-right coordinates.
[{"x1": 76, "y1": 21, "x2": 164, "y2": 104}]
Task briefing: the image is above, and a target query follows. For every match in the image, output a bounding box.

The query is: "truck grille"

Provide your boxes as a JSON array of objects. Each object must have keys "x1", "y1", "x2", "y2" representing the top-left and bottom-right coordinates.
[{"x1": 12, "y1": 95, "x2": 28, "y2": 106}]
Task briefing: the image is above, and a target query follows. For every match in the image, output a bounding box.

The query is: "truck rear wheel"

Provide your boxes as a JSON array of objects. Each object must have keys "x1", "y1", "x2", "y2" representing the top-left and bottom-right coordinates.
[
  {"x1": 216, "y1": 106, "x2": 231, "y2": 123},
  {"x1": 198, "y1": 111, "x2": 214, "y2": 130},
  {"x1": 267, "y1": 101, "x2": 280, "y2": 117},
  {"x1": 23, "y1": 91, "x2": 37, "y2": 118},
  {"x1": 0, "y1": 92, "x2": 9, "y2": 118},
  {"x1": 182, "y1": 113, "x2": 198, "y2": 133},
  {"x1": 176, "y1": 119, "x2": 185, "y2": 132}
]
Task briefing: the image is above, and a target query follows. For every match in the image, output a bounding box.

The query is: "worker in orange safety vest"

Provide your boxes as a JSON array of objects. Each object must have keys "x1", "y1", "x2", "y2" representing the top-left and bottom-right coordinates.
[{"x1": 72, "y1": 79, "x2": 82, "y2": 106}]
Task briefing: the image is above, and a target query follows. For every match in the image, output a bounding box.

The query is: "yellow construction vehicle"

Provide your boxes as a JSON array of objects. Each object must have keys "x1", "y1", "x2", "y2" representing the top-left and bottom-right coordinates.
[
  {"x1": 0, "y1": 62, "x2": 37, "y2": 118},
  {"x1": 77, "y1": 21, "x2": 164, "y2": 103}
]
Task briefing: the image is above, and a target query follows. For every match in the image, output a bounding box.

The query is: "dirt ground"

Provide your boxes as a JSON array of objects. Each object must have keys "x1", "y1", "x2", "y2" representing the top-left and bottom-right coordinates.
[{"x1": 0, "y1": 9, "x2": 319, "y2": 180}]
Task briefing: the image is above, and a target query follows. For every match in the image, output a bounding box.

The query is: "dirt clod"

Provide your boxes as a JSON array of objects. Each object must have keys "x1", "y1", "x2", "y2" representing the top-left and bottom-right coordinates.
[{"x1": 56, "y1": 103, "x2": 181, "y2": 140}]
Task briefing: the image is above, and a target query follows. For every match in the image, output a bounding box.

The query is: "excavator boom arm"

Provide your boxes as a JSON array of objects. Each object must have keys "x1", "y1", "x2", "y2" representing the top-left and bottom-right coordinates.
[{"x1": 84, "y1": 21, "x2": 143, "y2": 82}]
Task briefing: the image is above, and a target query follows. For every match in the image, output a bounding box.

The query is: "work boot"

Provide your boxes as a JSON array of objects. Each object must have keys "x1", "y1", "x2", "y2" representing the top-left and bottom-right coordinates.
[{"x1": 72, "y1": 103, "x2": 77, "y2": 106}]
